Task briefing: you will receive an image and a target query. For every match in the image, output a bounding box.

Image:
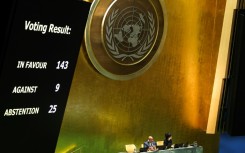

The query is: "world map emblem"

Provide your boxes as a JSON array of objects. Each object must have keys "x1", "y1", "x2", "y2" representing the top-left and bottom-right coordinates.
[
  {"x1": 85, "y1": 0, "x2": 167, "y2": 80},
  {"x1": 103, "y1": 5, "x2": 156, "y2": 65}
]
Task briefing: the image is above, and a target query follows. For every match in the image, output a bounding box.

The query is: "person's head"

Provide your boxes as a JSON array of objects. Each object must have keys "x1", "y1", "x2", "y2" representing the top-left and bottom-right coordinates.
[
  {"x1": 148, "y1": 136, "x2": 154, "y2": 142},
  {"x1": 165, "y1": 132, "x2": 172, "y2": 140}
]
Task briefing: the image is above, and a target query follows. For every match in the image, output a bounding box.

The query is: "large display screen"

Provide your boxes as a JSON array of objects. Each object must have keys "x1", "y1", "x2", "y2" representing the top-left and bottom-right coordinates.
[{"x1": 0, "y1": 0, "x2": 90, "y2": 152}]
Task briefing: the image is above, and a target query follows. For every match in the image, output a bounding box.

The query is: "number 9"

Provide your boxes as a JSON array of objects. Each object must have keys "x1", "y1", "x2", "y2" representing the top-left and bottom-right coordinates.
[{"x1": 55, "y1": 83, "x2": 60, "y2": 92}]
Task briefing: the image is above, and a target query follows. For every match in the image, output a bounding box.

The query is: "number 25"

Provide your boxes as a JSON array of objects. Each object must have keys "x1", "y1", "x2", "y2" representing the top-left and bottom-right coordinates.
[{"x1": 48, "y1": 105, "x2": 57, "y2": 113}]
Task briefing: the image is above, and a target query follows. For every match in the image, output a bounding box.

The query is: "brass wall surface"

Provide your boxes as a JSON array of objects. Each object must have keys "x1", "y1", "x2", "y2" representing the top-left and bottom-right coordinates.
[{"x1": 55, "y1": 0, "x2": 226, "y2": 153}]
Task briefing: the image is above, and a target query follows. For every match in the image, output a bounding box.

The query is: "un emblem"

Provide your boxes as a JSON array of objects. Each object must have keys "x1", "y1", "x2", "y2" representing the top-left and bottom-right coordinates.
[
  {"x1": 103, "y1": 5, "x2": 156, "y2": 65},
  {"x1": 85, "y1": 0, "x2": 167, "y2": 80}
]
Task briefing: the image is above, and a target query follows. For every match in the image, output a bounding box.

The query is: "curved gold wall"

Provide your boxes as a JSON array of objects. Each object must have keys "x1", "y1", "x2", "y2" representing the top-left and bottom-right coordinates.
[{"x1": 55, "y1": 0, "x2": 226, "y2": 153}]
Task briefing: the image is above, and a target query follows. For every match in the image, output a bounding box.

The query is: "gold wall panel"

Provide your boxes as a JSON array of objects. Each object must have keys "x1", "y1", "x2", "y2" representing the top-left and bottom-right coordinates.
[{"x1": 55, "y1": 0, "x2": 226, "y2": 153}]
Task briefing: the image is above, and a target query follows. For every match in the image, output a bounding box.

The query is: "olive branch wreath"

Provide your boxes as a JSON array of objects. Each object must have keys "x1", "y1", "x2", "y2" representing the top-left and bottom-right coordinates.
[{"x1": 105, "y1": 9, "x2": 155, "y2": 62}]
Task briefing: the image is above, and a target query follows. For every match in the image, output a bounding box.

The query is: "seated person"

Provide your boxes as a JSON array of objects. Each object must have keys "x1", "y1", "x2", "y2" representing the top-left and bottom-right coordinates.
[
  {"x1": 143, "y1": 136, "x2": 157, "y2": 151},
  {"x1": 164, "y1": 132, "x2": 173, "y2": 148}
]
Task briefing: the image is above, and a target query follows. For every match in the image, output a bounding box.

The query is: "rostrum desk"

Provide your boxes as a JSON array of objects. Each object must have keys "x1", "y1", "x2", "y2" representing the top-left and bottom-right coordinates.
[{"x1": 119, "y1": 146, "x2": 203, "y2": 153}]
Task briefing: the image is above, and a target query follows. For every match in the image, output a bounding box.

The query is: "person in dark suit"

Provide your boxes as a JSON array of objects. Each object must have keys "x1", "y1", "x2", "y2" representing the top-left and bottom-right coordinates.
[
  {"x1": 164, "y1": 132, "x2": 173, "y2": 148},
  {"x1": 143, "y1": 136, "x2": 157, "y2": 151}
]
